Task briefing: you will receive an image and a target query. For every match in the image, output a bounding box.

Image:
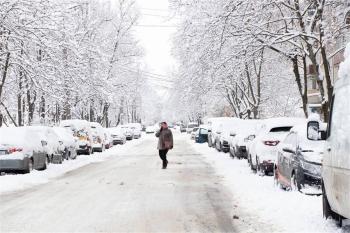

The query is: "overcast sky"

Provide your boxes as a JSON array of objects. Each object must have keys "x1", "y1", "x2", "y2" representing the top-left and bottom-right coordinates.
[{"x1": 134, "y1": 0, "x2": 177, "y2": 91}]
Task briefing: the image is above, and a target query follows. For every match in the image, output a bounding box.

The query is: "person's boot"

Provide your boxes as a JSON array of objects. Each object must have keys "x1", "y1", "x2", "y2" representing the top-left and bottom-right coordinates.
[
  {"x1": 162, "y1": 160, "x2": 166, "y2": 169},
  {"x1": 165, "y1": 160, "x2": 168, "y2": 169}
]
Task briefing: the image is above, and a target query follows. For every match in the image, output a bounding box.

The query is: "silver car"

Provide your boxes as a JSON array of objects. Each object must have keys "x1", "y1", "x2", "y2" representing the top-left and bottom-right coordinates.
[{"x1": 0, "y1": 127, "x2": 49, "y2": 173}]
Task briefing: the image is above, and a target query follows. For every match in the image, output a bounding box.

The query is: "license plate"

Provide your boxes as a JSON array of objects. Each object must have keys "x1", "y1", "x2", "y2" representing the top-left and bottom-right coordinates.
[{"x1": 0, "y1": 150, "x2": 7, "y2": 155}]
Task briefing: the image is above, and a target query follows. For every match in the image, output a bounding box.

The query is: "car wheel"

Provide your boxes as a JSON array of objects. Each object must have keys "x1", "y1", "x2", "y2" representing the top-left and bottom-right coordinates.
[
  {"x1": 25, "y1": 158, "x2": 34, "y2": 173},
  {"x1": 291, "y1": 170, "x2": 303, "y2": 191},
  {"x1": 256, "y1": 158, "x2": 263, "y2": 175},
  {"x1": 249, "y1": 155, "x2": 255, "y2": 171},
  {"x1": 42, "y1": 156, "x2": 49, "y2": 170},
  {"x1": 273, "y1": 164, "x2": 279, "y2": 186}
]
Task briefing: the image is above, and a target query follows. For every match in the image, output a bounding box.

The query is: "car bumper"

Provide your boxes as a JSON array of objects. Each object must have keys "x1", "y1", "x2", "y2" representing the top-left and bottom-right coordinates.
[
  {"x1": 303, "y1": 170, "x2": 322, "y2": 185},
  {"x1": 259, "y1": 161, "x2": 274, "y2": 173},
  {"x1": 112, "y1": 139, "x2": 124, "y2": 145},
  {"x1": 77, "y1": 146, "x2": 90, "y2": 154},
  {"x1": 51, "y1": 154, "x2": 63, "y2": 164},
  {"x1": 0, "y1": 158, "x2": 29, "y2": 171}
]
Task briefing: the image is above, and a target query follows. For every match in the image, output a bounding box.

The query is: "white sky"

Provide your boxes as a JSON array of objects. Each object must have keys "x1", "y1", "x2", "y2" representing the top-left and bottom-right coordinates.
[{"x1": 134, "y1": 0, "x2": 177, "y2": 91}]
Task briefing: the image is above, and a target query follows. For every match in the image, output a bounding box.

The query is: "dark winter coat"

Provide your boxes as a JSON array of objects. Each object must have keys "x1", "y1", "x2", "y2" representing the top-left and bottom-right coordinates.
[{"x1": 156, "y1": 128, "x2": 174, "y2": 150}]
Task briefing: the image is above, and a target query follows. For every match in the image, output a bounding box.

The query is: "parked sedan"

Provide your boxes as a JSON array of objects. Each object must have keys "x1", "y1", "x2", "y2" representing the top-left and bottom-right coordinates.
[
  {"x1": 60, "y1": 120, "x2": 93, "y2": 155},
  {"x1": 27, "y1": 126, "x2": 63, "y2": 164},
  {"x1": 229, "y1": 120, "x2": 261, "y2": 159},
  {"x1": 195, "y1": 125, "x2": 209, "y2": 143},
  {"x1": 249, "y1": 117, "x2": 305, "y2": 175},
  {"x1": 90, "y1": 122, "x2": 106, "y2": 152},
  {"x1": 108, "y1": 128, "x2": 126, "y2": 145},
  {"x1": 190, "y1": 127, "x2": 199, "y2": 140},
  {"x1": 275, "y1": 121, "x2": 326, "y2": 191},
  {"x1": 52, "y1": 127, "x2": 78, "y2": 160},
  {"x1": 0, "y1": 127, "x2": 49, "y2": 173}
]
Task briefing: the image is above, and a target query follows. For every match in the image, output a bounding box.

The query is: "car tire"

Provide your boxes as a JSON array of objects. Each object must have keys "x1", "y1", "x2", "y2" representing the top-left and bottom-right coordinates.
[
  {"x1": 25, "y1": 158, "x2": 34, "y2": 173},
  {"x1": 291, "y1": 170, "x2": 303, "y2": 191},
  {"x1": 249, "y1": 155, "x2": 255, "y2": 171},
  {"x1": 273, "y1": 164, "x2": 279, "y2": 186},
  {"x1": 42, "y1": 156, "x2": 49, "y2": 170},
  {"x1": 256, "y1": 157, "x2": 263, "y2": 175}
]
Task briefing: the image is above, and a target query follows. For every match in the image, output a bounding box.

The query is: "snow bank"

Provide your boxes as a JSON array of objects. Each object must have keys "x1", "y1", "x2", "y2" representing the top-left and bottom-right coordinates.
[
  {"x1": 0, "y1": 137, "x2": 144, "y2": 195},
  {"x1": 191, "y1": 142, "x2": 348, "y2": 233},
  {"x1": 339, "y1": 42, "x2": 350, "y2": 80}
]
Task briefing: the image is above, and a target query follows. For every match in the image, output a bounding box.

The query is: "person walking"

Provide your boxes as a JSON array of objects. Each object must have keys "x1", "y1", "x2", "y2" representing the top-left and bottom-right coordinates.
[{"x1": 155, "y1": 122, "x2": 173, "y2": 169}]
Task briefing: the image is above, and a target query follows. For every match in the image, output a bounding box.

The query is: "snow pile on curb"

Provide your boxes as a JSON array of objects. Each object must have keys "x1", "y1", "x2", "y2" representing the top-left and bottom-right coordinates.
[
  {"x1": 0, "y1": 137, "x2": 144, "y2": 195},
  {"x1": 191, "y1": 142, "x2": 348, "y2": 233}
]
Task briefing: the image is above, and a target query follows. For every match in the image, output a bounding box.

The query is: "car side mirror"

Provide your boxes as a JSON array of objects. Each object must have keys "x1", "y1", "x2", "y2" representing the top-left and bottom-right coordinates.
[
  {"x1": 208, "y1": 129, "x2": 212, "y2": 133},
  {"x1": 307, "y1": 121, "x2": 320, "y2": 141},
  {"x1": 282, "y1": 144, "x2": 295, "y2": 154}
]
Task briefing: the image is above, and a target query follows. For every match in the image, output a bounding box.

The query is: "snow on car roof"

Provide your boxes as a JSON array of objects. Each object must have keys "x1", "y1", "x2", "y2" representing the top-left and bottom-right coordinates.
[
  {"x1": 59, "y1": 119, "x2": 90, "y2": 130},
  {"x1": 0, "y1": 127, "x2": 45, "y2": 151}
]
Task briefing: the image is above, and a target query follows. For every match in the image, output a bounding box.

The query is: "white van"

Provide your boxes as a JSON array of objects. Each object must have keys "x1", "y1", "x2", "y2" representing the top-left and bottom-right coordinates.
[{"x1": 322, "y1": 45, "x2": 350, "y2": 227}]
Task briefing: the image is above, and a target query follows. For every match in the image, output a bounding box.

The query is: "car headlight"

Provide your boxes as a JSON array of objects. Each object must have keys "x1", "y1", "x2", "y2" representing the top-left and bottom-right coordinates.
[{"x1": 301, "y1": 160, "x2": 321, "y2": 175}]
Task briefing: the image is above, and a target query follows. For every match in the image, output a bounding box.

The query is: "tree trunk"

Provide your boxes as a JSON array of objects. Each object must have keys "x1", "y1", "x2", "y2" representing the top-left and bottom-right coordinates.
[
  {"x1": 292, "y1": 55, "x2": 308, "y2": 117},
  {"x1": 0, "y1": 52, "x2": 10, "y2": 101}
]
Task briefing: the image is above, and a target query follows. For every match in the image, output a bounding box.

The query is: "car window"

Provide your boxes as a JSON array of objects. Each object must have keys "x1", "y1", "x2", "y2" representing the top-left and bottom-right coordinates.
[
  {"x1": 269, "y1": 127, "x2": 292, "y2": 133},
  {"x1": 200, "y1": 128, "x2": 208, "y2": 134}
]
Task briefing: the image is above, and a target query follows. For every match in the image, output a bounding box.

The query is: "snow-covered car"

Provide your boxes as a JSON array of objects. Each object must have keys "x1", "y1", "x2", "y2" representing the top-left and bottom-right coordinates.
[
  {"x1": 206, "y1": 117, "x2": 234, "y2": 148},
  {"x1": 60, "y1": 120, "x2": 93, "y2": 155},
  {"x1": 249, "y1": 117, "x2": 305, "y2": 175},
  {"x1": 0, "y1": 127, "x2": 49, "y2": 173},
  {"x1": 108, "y1": 127, "x2": 126, "y2": 145},
  {"x1": 186, "y1": 122, "x2": 198, "y2": 134},
  {"x1": 27, "y1": 126, "x2": 63, "y2": 164},
  {"x1": 195, "y1": 125, "x2": 209, "y2": 143},
  {"x1": 119, "y1": 125, "x2": 134, "y2": 140},
  {"x1": 90, "y1": 122, "x2": 106, "y2": 152},
  {"x1": 322, "y1": 48, "x2": 350, "y2": 225},
  {"x1": 52, "y1": 127, "x2": 78, "y2": 160},
  {"x1": 229, "y1": 120, "x2": 262, "y2": 159},
  {"x1": 214, "y1": 118, "x2": 242, "y2": 153},
  {"x1": 179, "y1": 124, "x2": 186, "y2": 133},
  {"x1": 132, "y1": 128, "x2": 142, "y2": 139},
  {"x1": 146, "y1": 125, "x2": 156, "y2": 134},
  {"x1": 190, "y1": 127, "x2": 199, "y2": 140},
  {"x1": 275, "y1": 120, "x2": 326, "y2": 191}
]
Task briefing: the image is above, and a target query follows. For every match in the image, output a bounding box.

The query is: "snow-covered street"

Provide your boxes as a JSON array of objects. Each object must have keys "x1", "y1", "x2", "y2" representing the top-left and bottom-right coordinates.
[
  {"x1": 0, "y1": 133, "x2": 241, "y2": 232},
  {"x1": 0, "y1": 133, "x2": 349, "y2": 233}
]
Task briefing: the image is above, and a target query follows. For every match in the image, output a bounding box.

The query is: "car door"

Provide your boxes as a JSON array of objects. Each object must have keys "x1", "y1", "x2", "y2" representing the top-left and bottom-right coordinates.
[
  {"x1": 279, "y1": 133, "x2": 297, "y2": 182},
  {"x1": 285, "y1": 133, "x2": 298, "y2": 181}
]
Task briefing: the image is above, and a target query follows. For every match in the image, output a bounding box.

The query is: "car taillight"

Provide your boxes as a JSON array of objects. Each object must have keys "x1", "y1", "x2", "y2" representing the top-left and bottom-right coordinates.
[
  {"x1": 9, "y1": 148, "x2": 23, "y2": 153},
  {"x1": 263, "y1": 140, "x2": 280, "y2": 146}
]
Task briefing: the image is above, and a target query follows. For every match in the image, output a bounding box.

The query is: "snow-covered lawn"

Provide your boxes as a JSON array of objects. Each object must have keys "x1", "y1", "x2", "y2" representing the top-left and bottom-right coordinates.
[
  {"x1": 0, "y1": 137, "x2": 145, "y2": 195},
  {"x1": 191, "y1": 140, "x2": 350, "y2": 233}
]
